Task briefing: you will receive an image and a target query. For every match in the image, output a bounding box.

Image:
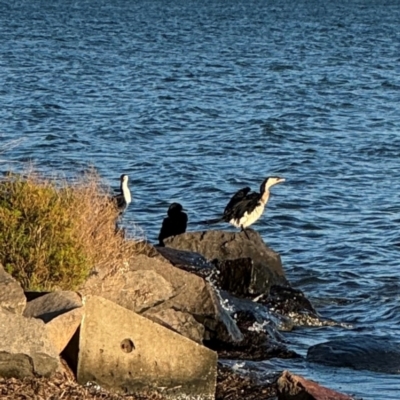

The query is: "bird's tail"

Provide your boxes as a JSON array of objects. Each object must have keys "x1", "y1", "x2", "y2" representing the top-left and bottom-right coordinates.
[{"x1": 198, "y1": 217, "x2": 224, "y2": 225}]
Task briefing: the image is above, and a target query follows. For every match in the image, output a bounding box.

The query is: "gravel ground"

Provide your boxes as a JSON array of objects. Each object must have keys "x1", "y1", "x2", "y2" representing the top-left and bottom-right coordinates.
[{"x1": 0, "y1": 363, "x2": 278, "y2": 400}]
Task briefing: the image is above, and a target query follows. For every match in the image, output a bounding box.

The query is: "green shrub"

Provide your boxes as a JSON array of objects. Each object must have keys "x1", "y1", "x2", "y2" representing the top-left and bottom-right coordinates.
[{"x1": 0, "y1": 172, "x2": 140, "y2": 291}]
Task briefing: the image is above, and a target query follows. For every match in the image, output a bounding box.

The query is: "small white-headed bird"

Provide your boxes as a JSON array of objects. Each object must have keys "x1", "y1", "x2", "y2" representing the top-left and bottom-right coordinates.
[{"x1": 113, "y1": 174, "x2": 131, "y2": 214}]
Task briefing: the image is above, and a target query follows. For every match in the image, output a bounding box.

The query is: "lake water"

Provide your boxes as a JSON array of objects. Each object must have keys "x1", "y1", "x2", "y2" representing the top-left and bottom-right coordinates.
[{"x1": 1, "y1": 0, "x2": 400, "y2": 398}]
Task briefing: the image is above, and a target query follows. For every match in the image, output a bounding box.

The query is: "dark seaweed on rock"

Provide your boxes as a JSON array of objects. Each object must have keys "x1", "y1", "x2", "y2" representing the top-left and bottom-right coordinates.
[{"x1": 216, "y1": 364, "x2": 279, "y2": 400}]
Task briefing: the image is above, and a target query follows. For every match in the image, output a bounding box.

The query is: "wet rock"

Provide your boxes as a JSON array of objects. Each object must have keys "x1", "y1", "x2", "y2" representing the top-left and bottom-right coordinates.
[
  {"x1": 202, "y1": 290, "x2": 298, "y2": 361},
  {"x1": 307, "y1": 335, "x2": 400, "y2": 374},
  {"x1": 143, "y1": 308, "x2": 205, "y2": 343},
  {"x1": 164, "y1": 229, "x2": 287, "y2": 295},
  {"x1": 261, "y1": 285, "x2": 340, "y2": 327},
  {"x1": 153, "y1": 247, "x2": 250, "y2": 345},
  {"x1": 216, "y1": 363, "x2": 279, "y2": 400},
  {"x1": 78, "y1": 295, "x2": 217, "y2": 399},
  {"x1": 23, "y1": 291, "x2": 82, "y2": 322},
  {"x1": 202, "y1": 287, "x2": 244, "y2": 344},
  {"x1": 0, "y1": 263, "x2": 26, "y2": 315},
  {"x1": 277, "y1": 370, "x2": 354, "y2": 400},
  {"x1": 155, "y1": 246, "x2": 215, "y2": 279},
  {"x1": 221, "y1": 291, "x2": 292, "y2": 341},
  {"x1": 136, "y1": 254, "x2": 242, "y2": 344},
  {"x1": 213, "y1": 257, "x2": 254, "y2": 297},
  {"x1": 46, "y1": 308, "x2": 83, "y2": 354},
  {"x1": 207, "y1": 306, "x2": 300, "y2": 361},
  {"x1": 0, "y1": 307, "x2": 60, "y2": 378}
]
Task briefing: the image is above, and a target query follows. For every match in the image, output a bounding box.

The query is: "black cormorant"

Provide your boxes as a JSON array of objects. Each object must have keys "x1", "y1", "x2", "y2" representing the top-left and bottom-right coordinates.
[{"x1": 158, "y1": 202, "x2": 188, "y2": 246}]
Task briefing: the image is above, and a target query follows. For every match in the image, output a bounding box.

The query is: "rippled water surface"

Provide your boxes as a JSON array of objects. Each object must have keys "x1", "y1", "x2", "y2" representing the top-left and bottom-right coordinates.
[{"x1": 1, "y1": 0, "x2": 400, "y2": 398}]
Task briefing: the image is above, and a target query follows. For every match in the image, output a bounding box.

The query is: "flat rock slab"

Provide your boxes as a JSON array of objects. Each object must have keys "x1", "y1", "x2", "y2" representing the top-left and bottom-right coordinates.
[
  {"x1": 83, "y1": 254, "x2": 240, "y2": 345},
  {"x1": 23, "y1": 291, "x2": 82, "y2": 322},
  {"x1": 0, "y1": 307, "x2": 60, "y2": 378},
  {"x1": 78, "y1": 295, "x2": 217, "y2": 399},
  {"x1": 0, "y1": 263, "x2": 26, "y2": 315},
  {"x1": 277, "y1": 370, "x2": 354, "y2": 400}
]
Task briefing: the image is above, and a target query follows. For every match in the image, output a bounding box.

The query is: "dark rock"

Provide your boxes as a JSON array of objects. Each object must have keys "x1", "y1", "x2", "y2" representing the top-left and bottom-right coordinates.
[
  {"x1": 206, "y1": 307, "x2": 300, "y2": 361},
  {"x1": 164, "y1": 229, "x2": 287, "y2": 295},
  {"x1": 277, "y1": 370, "x2": 355, "y2": 400},
  {"x1": 213, "y1": 257, "x2": 254, "y2": 296},
  {"x1": 216, "y1": 363, "x2": 279, "y2": 400},
  {"x1": 0, "y1": 263, "x2": 26, "y2": 315},
  {"x1": 201, "y1": 287, "x2": 244, "y2": 344},
  {"x1": 204, "y1": 290, "x2": 300, "y2": 361},
  {"x1": 261, "y1": 285, "x2": 340, "y2": 327},
  {"x1": 155, "y1": 246, "x2": 215, "y2": 279},
  {"x1": 220, "y1": 291, "x2": 291, "y2": 341},
  {"x1": 307, "y1": 335, "x2": 400, "y2": 375},
  {"x1": 154, "y1": 246, "x2": 298, "y2": 357}
]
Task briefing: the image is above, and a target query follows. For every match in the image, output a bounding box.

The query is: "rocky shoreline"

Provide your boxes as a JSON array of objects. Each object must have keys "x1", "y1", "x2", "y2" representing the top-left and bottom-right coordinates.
[{"x1": 0, "y1": 229, "x2": 355, "y2": 399}]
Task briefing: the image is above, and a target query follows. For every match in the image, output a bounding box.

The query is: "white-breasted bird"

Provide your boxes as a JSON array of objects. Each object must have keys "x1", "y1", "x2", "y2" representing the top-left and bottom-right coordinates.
[
  {"x1": 202, "y1": 176, "x2": 285, "y2": 231},
  {"x1": 113, "y1": 174, "x2": 131, "y2": 213}
]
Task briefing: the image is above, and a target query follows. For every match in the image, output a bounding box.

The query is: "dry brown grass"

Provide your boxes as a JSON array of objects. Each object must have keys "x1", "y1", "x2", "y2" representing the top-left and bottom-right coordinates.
[{"x1": 0, "y1": 169, "x2": 145, "y2": 291}]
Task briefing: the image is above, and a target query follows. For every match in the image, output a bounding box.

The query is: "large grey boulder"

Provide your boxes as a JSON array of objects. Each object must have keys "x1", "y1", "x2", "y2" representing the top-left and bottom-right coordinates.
[
  {"x1": 127, "y1": 254, "x2": 214, "y2": 317},
  {"x1": 164, "y1": 229, "x2": 287, "y2": 295},
  {"x1": 0, "y1": 263, "x2": 26, "y2": 315},
  {"x1": 23, "y1": 291, "x2": 84, "y2": 356},
  {"x1": 81, "y1": 268, "x2": 174, "y2": 314},
  {"x1": 0, "y1": 307, "x2": 60, "y2": 378},
  {"x1": 78, "y1": 296, "x2": 217, "y2": 399},
  {"x1": 23, "y1": 291, "x2": 82, "y2": 322},
  {"x1": 81, "y1": 252, "x2": 242, "y2": 345}
]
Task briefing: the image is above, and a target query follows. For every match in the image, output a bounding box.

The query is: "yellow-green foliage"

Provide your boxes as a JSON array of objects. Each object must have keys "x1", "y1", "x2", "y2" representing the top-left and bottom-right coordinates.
[{"x1": 0, "y1": 171, "x2": 139, "y2": 291}]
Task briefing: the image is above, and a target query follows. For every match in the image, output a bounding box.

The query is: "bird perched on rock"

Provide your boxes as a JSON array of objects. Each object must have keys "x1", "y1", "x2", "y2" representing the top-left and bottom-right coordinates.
[
  {"x1": 113, "y1": 174, "x2": 132, "y2": 214},
  {"x1": 202, "y1": 176, "x2": 285, "y2": 232},
  {"x1": 158, "y1": 202, "x2": 188, "y2": 246}
]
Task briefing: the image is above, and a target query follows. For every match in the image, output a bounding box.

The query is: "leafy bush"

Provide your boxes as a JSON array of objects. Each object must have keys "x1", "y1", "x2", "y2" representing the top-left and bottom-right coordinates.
[{"x1": 0, "y1": 171, "x2": 141, "y2": 291}]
